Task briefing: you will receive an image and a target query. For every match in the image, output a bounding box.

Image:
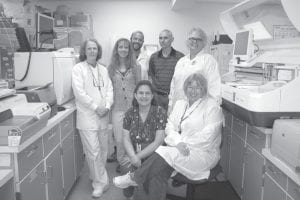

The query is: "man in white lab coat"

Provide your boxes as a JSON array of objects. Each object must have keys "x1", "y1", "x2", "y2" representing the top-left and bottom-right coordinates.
[
  {"x1": 168, "y1": 27, "x2": 221, "y2": 113},
  {"x1": 72, "y1": 38, "x2": 113, "y2": 198},
  {"x1": 130, "y1": 30, "x2": 150, "y2": 80}
]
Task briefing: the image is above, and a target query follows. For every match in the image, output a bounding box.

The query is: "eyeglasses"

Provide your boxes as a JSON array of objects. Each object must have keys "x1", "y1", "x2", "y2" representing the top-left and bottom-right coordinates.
[
  {"x1": 188, "y1": 37, "x2": 203, "y2": 42},
  {"x1": 187, "y1": 86, "x2": 202, "y2": 91},
  {"x1": 93, "y1": 76, "x2": 104, "y2": 87}
]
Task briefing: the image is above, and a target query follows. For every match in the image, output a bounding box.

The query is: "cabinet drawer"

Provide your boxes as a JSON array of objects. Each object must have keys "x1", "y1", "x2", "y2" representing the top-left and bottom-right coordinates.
[
  {"x1": 287, "y1": 178, "x2": 300, "y2": 200},
  {"x1": 265, "y1": 160, "x2": 287, "y2": 190},
  {"x1": 232, "y1": 116, "x2": 246, "y2": 139},
  {"x1": 247, "y1": 126, "x2": 266, "y2": 153},
  {"x1": 223, "y1": 109, "x2": 232, "y2": 129},
  {"x1": 43, "y1": 125, "x2": 60, "y2": 157},
  {"x1": 17, "y1": 138, "x2": 43, "y2": 181},
  {"x1": 60, "y1": 114, "x2": 74, "y2": 139}
]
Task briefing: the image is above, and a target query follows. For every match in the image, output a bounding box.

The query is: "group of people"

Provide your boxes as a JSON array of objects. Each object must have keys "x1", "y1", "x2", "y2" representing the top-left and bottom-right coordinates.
[{"x1": 72, "y1": 27, "x2": 223, "y2": 199}]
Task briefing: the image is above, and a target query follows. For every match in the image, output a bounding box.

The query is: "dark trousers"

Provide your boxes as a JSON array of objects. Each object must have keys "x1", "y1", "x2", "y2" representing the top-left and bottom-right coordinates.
[
  {"x1": 155, "y1": 93, "x2": 169, "y2": 111},
  {"x1": 133, "y1": 153, "x2": 174, "y2": 200}
]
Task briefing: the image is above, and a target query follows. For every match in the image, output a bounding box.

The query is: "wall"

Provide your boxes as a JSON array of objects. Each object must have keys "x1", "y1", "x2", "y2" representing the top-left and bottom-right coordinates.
[{"x1": 36, "y1": 0, "x2": 233, "y2": 64}]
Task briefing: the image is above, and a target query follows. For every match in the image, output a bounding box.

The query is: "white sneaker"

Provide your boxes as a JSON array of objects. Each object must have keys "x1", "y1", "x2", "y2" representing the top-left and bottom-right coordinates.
[
  {"x1": 113, "y1": 172, "x2": 137, "y2": 188},
  {"x1": 92, "y1": 187, "x2": 103, "y2": 198}
]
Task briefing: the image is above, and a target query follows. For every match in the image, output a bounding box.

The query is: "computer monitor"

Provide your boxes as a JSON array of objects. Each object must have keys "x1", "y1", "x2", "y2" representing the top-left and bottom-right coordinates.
[
  {"x1": 15, "y1": 27, "x2": 32, "y2": 52},
  {"x1": 36, "y1": 13, "x2": 55, "y2": 49},
  {"x1": 233, "y1": 29, "x2": 255, "y2": 61}
]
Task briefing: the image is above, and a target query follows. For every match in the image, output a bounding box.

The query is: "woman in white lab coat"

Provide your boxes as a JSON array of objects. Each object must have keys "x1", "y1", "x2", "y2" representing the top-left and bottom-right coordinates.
[
  {"x1": 168, "y1": 27, "x2": 221, "y2": 113},
  {"x1": 72, "y1": 38, "x2": 113, "y2": 198},
  {"x1": 113, "y1": 73, "x2": 223, "y2": 200}
]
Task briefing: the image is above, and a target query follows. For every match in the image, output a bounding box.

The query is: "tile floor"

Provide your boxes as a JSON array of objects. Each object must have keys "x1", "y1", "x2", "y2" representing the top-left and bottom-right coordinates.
[
  {"x1": 66, "y1": 160, "x2": 187, "y2": 200},
  {"x1": 66, "y1": 161, "x2": 125, "y2": 200}
]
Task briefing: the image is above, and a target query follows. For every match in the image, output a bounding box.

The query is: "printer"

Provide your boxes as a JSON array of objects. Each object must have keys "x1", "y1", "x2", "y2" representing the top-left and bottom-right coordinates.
[
  {"x1": 0, "y1": 94, "x2": 51, "y2": 146},
  {"x1": 271, "y1": 119, "x2": 300, "y2": 172},
  {"x1": 16, "y1": 84, "x2": 57, "y2": 118}
]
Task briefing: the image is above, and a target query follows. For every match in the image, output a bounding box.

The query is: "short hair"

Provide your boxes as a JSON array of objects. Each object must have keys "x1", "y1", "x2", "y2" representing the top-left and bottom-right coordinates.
[
  {"x1": 79, "y1": 38, "x2": 102, "y2": 62},
  {"x1": 132, "y1": 80, "x2": 158, "y2": 107},
  {"x1": 183, "y1": 73, "x2": 208, "y2": 96},
  {"x1": 188, "y1": 27, "x2": 208, "y2": 47},
  {"x1": 130, "y1": 30, "x2": 144, "y2": 41},
  {"x1": 160, "y1": 29, "x2": 173, "y2": 39}
]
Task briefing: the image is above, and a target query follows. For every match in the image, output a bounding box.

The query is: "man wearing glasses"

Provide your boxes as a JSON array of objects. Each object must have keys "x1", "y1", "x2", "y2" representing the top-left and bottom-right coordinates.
[{"x1": 168, "y1": 27, "x2": 221, "y2": 113}]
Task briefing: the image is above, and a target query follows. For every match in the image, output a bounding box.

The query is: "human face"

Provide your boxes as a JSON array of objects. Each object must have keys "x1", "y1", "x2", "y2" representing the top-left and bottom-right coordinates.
[
  {"x1": 185, "y1": 80, "x2": 205, "y2": 104},
  {"x1": 117, "y1": 40, "x2": 129, "y2": 58},
  {"x1": 159, "y1": 31, "x2": 173, "y2": 49},
  {"x1": 187, "y1": 31, "x2": 205, "y2": 53},
  {"x1": 85, "y1": 41, "x2": 98, "y2": 61},
  {"x1": 131, "y1": 32, "x2": 144, "y2": 51},
  {"x1": 134, "y1": 85, "x2": 153, "y2": 107}
]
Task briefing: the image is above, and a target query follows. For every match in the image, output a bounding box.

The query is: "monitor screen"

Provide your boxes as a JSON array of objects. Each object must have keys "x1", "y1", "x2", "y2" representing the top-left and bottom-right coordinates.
[
  {"x1": 36, "y1": 13, "x2": 55, "y2": 49},
  {"x1": 233, "y1": 30, "x2": 254, "y2": 61},
  {"x1": 234, "y1": 31, "x2": 249, "y2": 55},
  {"x1": 15, "y1": 27, "x2": 32, "y2": 52}
]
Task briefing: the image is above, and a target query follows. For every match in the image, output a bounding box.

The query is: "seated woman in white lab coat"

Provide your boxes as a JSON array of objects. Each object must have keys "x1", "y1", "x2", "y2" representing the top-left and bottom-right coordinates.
[{"x1": 113, "y1": 72, "x2": 224, "y2": 200}]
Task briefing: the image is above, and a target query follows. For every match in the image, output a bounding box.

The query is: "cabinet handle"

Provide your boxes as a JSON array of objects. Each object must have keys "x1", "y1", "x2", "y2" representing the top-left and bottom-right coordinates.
[
  {"x1": 47, "y1": 165, "x2": 53, "y2": 181},
  {"x1": 26, "y1": 145, "x2": 38, "y2": 158},
  {"x1": 48, "y1": 131, "x2": 57, "y2": 141},
  {"x1": 267, "y1": 165, "x2": 282, "y2": 175},
  {"x1": 249, "y1": 130, "x2": 261, "y2": 140}
]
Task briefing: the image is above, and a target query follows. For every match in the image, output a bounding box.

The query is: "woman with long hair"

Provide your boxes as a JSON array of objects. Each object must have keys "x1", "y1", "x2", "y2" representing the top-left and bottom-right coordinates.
[{"x1": 108, "y1": 38, "x2": 141, "y2": 173}]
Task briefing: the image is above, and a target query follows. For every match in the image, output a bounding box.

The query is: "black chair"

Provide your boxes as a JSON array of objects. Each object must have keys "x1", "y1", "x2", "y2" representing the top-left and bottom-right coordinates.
[{"x1": 166, "y1": 163, "x2": 223, "y2": 200}]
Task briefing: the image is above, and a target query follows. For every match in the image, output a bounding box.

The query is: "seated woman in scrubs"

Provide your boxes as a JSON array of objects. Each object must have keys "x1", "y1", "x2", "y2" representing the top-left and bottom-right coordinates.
[
  {"x1": 113, "y1": 73, "x2": 223, "y2": 200},
  {"x1": 120, "y1": 80, "x2": 167, "y2": 199}
]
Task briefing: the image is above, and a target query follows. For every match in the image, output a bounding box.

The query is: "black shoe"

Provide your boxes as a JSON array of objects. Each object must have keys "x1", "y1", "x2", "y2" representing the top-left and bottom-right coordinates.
[
  {"x1": 116, "y1": 164, "x2": 121, "y2": 173},
  {"x1": 172, "y1": 179, "x2": 185, "y2": 187},
  {"x1": 107, "y1": 152, "x2": 117, "y2": 163}
]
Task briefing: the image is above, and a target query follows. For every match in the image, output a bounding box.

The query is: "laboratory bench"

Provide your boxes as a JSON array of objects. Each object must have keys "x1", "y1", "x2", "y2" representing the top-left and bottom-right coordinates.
[
  {"x1": 221, "y1": 108, "x2": 300, "y2": 200},
  {"x1": 0, "y1": 106, "x2": 85, "y2": 200}
]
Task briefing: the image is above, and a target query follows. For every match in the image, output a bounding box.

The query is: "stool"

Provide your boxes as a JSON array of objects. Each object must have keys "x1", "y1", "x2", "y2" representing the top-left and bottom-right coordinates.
[{"x1": 166, "y1": 164, "x2": 222, "y2": 200}]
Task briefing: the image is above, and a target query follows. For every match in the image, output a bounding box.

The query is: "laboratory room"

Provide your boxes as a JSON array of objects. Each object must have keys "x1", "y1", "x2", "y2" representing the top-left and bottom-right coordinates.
[{"x1": 1, "y1": 0, "x2": 300, "y2": 200}]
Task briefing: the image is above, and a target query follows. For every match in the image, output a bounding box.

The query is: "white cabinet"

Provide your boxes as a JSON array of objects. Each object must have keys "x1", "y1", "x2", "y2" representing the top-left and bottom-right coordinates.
[{"x1": 263, "y1": 174, "x2": 286, "y2": 200}]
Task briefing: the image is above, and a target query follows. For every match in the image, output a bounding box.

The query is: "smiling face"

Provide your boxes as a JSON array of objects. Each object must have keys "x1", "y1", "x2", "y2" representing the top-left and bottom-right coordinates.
[
  {"x1": 117, "y1": 40, "x2": 129, "y2": 58},
  {"x1": 185, "y1": 80, "x2": 205, "y2": 105},
  {"x1": 187, "y1": 30, "x2": 205, "y2": 53},
  {"x1": 131, "y1": 32, "x2": 144, "y2": 51},
  {"x1": 85, "y1": 41, "x2": 98, "y2": 61},
  {"x1": 134, "y1": 85, "x2": 153, "y2": 107}
]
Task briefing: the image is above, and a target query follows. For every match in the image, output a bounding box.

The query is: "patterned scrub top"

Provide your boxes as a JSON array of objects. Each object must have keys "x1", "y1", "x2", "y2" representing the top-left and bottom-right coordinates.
[{"x1": 123, "y1": 105, "x2": 167, "y2": 151}]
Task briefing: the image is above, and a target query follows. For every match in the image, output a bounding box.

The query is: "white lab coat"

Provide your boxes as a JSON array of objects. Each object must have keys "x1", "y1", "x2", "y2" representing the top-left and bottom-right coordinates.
[
  {"x1": 137, "y1": 48, "x2": 150, "y2": 80},
  {"x1": 155, "y1": 96, "x2": 223, "y2": 180},
  {"x1": 72, "y1": 61, "x2": 113, "y2": 130},
  {"x1": 168, "y1": 51, "x2": 221, "y2": 111}
]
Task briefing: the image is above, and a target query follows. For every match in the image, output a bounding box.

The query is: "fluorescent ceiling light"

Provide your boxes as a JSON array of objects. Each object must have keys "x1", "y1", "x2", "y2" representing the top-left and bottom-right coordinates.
[{"x1": 244, "y1": 21, "x2": 272, "y2": 40}]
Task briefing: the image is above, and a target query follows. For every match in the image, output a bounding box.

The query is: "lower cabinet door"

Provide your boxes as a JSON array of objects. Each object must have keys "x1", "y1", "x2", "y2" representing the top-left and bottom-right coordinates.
[
  {"x1": 220, "y1": 127, "x2": 231, "y2": 178},
  {"x1": 46, "y1": 145, "x2": 63, "y2": 200},
  {"x1": 229, "y1": 133, "x2": 245, "y2": 197},
  {"x1": 243, "y1": 146, "x2": 264, "y2": 200},
  {"x1": 74, "y1": 130, "x2": 84, "y2": 178},
  {"x1": 62, "y1": 133, "x2": 75, "y2": 197},
  {"x1": 19, "y1": 162, "x2": 46, "y2": 200},
  {"x1": 263, "y1": 174, "x2": 286, "y2": 200}
]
